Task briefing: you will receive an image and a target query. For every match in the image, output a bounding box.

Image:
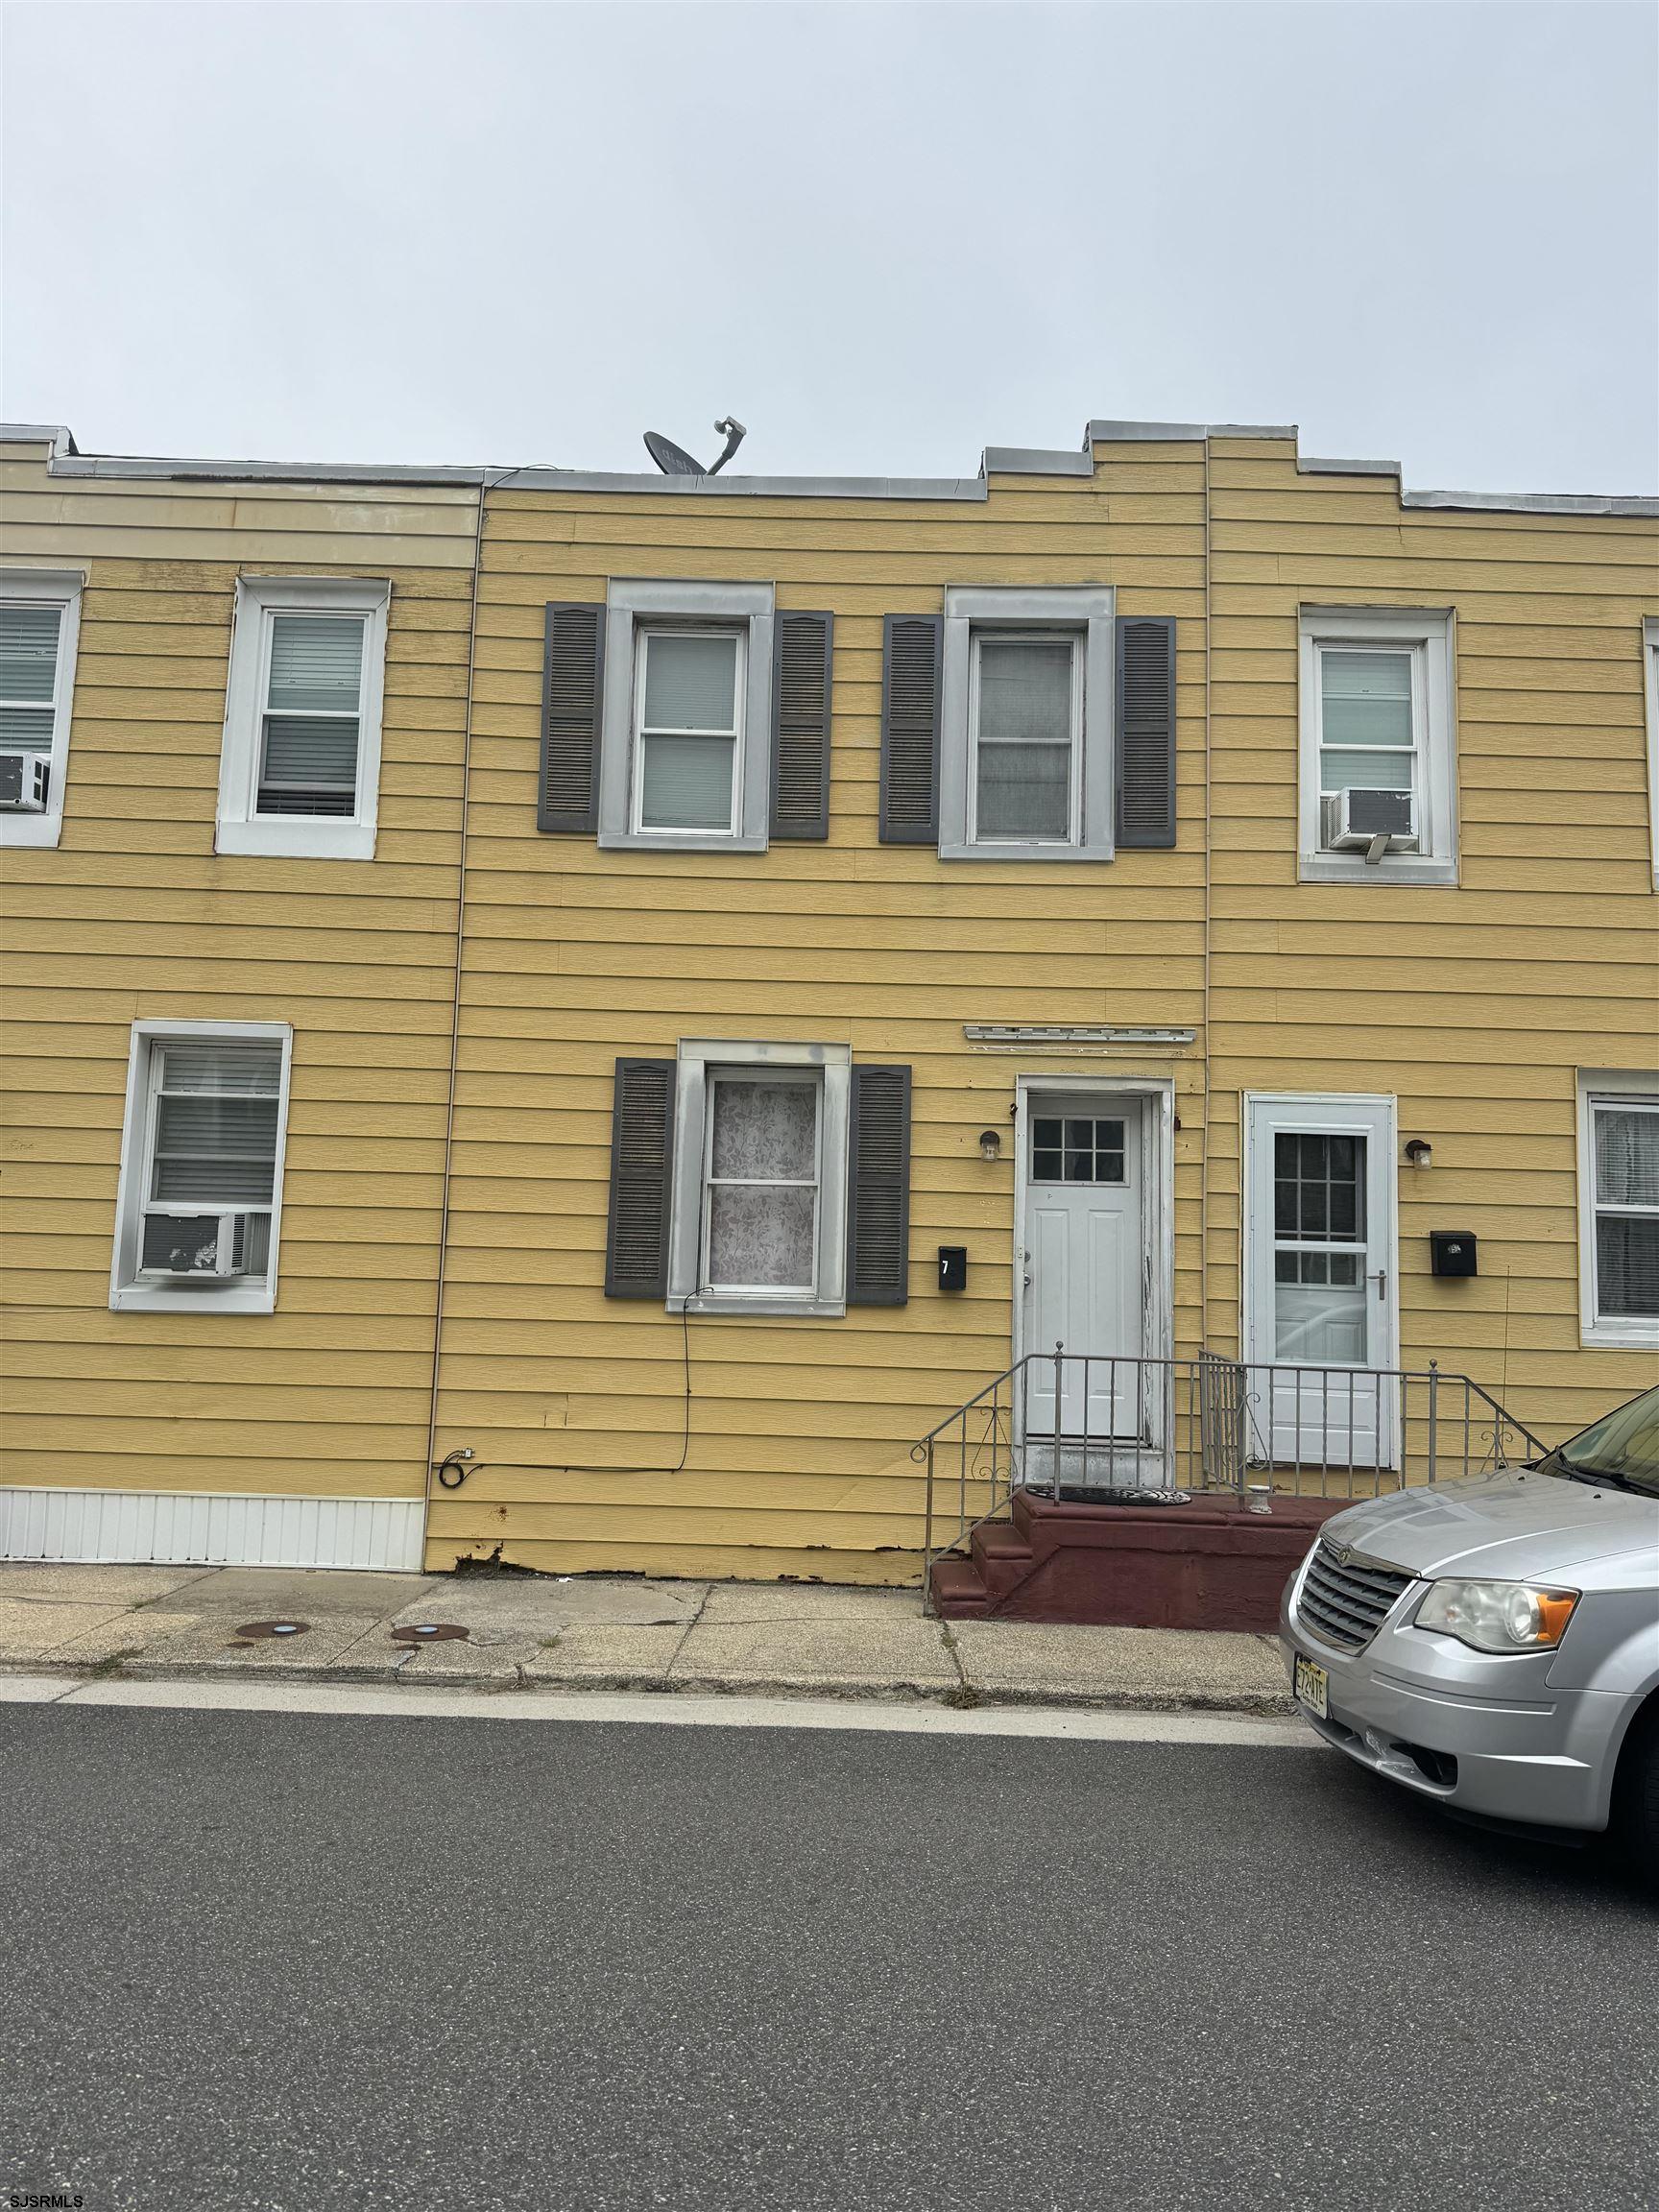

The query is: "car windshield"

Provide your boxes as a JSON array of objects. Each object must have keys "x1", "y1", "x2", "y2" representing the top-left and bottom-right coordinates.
[{"x1": 1541, "y1": 1386, "x2": 1659, "y2": 1497}]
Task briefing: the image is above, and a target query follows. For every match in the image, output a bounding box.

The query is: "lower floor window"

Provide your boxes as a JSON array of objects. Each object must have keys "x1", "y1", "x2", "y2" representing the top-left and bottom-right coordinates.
[
  {"x1": 704, "y1": 1072, "x2": 821, "y2": 1293},
  {"x1": 1590, "y1": 1099, "x2": 1659, "y2": 1322},
  {"x1": 113, "y1": 1023, "x2": 292, "y2": 1311}
]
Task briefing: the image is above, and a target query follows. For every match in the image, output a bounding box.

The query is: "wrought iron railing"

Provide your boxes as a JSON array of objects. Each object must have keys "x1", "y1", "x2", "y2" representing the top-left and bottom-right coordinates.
[{"x1": 914, "y1": 1345, "x2": 1552, "y2": 1609}]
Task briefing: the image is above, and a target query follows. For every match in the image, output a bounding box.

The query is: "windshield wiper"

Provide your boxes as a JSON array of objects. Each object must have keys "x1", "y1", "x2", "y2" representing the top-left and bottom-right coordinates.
[{"x1": 1547, "y1": 1457, "x2": 1655, "y2": 1497}]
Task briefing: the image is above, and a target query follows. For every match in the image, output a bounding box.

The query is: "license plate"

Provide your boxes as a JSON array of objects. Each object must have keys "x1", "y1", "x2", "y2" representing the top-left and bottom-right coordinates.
[{"x1": 1294, "y1": 1654, "x2": 1329, "y2": 1719}]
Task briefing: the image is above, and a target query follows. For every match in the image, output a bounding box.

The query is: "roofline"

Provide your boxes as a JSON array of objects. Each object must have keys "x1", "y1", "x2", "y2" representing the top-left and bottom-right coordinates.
[{"x1": 3, "y1": 419, "x2": 1653, "y2": 518}]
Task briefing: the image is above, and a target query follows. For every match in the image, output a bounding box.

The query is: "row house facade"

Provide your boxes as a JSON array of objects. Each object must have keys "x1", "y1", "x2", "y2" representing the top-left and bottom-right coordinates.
[{"x1": 1, "y1": 418, "x2": 1655, "y2": 1582}]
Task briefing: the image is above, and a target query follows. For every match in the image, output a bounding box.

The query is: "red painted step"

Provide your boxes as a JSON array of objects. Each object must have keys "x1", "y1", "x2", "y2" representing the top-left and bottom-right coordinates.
[
  {"x1": 971, "y1": 1524, "x2": 1037, "y2": 1600},
  {"x1": 927, "y1": 1555, "x2": 991, "y2": 1616}
]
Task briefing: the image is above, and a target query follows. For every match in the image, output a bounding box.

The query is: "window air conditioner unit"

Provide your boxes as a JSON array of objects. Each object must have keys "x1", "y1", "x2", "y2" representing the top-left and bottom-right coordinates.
[
  {"x1": 0, "y1": 751, "x2": 49, "y2": 811},
  {"x1": 138, "y1": 1212, "x2": 259, "y2": 1282},
  {"x1": 1322, "y1": 787, "x2": 1416, "y2": 853}
]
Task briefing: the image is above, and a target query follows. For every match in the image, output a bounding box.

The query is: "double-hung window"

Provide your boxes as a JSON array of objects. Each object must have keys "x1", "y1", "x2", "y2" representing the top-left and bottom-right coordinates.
[
  {"x1": 0, "y1": 570, "x2": 83, "y2": 849},
  {"x1": 598, "y1": 580, "x2": 774, "y2": 852},
  {"x1": 1299, "y1": 607, "x2": 1456, "y2": 883},
  {"x1": 667, "y1": 1040, "x2": 851, "y2": 1314},
  {"x1": 217, "y1": 577, "x2": 389, "y2": 859},
  {"x1": 969, "y1": 632, "x2": 1082, "y2": 845},
  {"x1": 938, "y1": 588, "x2": 1115, "y2": 860},
  {"x1": 702, "y1": 1070, "x2": 822, "y2": 1296},
  {"x1": 112, "y1": 1022, "x2": 293, "y2": 1313},
  {"x1": 1578, "y1": 1076, "x2": 1659, "y2": 1344},
  {"x1": 632, "y1": 627, "x2": 746, "y2": 837}
]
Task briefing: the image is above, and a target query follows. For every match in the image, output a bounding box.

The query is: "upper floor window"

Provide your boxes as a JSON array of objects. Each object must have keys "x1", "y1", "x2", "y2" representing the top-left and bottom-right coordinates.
[
  {"x1": 633, "y1": 626, "x2": 747, "y2": 837},
  {"x1": 111, "y1": 1022, "x2": 293, "y2": 1314},
  {"x1": 936, "y1": 588, "x2": 1117, "y2": 861},
  {"x1": 0, "y1": 570, "x2": 84, "y2": 851},
  {"x1": 1298, "y1": 607, "x2": 1456, "y2": 885},
  {"x1": 217, "y1": 576, "x2": 389, "y2": 860}
]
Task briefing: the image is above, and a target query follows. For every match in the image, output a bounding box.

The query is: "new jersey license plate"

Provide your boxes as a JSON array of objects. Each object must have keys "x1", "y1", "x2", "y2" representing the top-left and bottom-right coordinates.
[{"x1": 1294, "y1": 1653, "x2": 1329, "y2": 1719}]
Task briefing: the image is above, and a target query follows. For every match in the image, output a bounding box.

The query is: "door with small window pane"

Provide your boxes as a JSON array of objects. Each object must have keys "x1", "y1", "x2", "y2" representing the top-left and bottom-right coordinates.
[
  {"x1": 1022, "y1": 1095, "x2": 1144, "y2": 1441},
  {"x1": 1245, "y1": 1096, "x2": 1396, "y2": 1471}
]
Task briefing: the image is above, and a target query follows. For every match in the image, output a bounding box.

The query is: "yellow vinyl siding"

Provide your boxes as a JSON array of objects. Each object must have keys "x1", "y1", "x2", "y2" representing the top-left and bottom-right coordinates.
[
  {"x1": 0, "y1": 436, "x2": 476, "y2": 1507},
  {"x1": 431, "y1": 447, "x2": 1210, "y2": 1577},
  {"x1": 1203, "y1": 436, "x2": 1658, "y2": 1438}
]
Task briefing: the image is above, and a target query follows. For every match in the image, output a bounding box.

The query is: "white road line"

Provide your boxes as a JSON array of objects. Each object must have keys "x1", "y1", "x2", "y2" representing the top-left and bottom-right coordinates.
[{"x1": 2, "y1": 1671, "x2": 1317, "y2": 1746}]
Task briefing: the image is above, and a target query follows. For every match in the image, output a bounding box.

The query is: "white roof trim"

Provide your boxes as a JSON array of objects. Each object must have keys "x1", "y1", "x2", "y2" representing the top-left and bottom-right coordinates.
[{"x1": 2, "y1": 419, "x2": 1653, "y2": 517}]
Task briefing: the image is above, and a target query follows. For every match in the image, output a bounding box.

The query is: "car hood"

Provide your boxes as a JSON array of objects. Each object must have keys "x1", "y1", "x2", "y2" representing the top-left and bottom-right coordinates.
[{"x1": 1320, "y1": 1471, "x2": 1659, "y2": 1582}]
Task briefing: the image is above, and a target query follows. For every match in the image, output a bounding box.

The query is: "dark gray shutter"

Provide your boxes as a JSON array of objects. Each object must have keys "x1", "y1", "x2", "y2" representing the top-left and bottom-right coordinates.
[
  {"x1": 1115, "y1": 615, "x2": 1177, "y2": 849},
  {"x1": 539, "y1": 602, "x2": 606, "y2": 834},
  {"x1": 770, "y1": 611, "x2": 833, "y2": 840},
  {"x1": 878, "y1": 615, "x2": 942, "y2": 843},
  {"x1": 847, "y1": 1064, "x2": 912, "y2": 1307},
  {"x1": 605, "y1": 1058, "x2": 675, "y2": 1299}
]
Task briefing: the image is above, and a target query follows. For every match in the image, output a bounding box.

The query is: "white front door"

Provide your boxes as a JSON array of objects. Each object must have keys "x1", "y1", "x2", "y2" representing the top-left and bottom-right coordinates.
[
  {"x1": 1022, "y1": 1094, "x2": 1145, "y2": 1439},
  {"x1": 1244, "y1": 1094, "x2": 1397, "y2": 1471}
]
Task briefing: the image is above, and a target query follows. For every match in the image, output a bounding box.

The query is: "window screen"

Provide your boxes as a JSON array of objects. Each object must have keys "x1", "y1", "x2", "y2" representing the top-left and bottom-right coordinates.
[
  {"x1": 0, "y1": 602, "x2": 61, "y2": 755},
  {"x1": 1318, "y1": 649, "x2": 1417, "y2": 800},
  {"x1": 257, "y1": 613, "x2": 365, "y2": 817},
  {"x1": 1272, "y1": 1131, "x2": 1367, "y2": 1360},
  {"x1": 1594, "y1": 1103, "x2": 1659, "y2": 1320},
  {"x1": 973, "y1": 634, "x2": 1075, "y2": 842},
  {"x1": 140, "y1": 1040, "x2": 282, "y2": 1278},
  {"x1": 637, "y1": 630, "x2": 742, "y2": 834},
  {"x1": 705, "y1": 1075, "x2": 819, "y2": 1290}
]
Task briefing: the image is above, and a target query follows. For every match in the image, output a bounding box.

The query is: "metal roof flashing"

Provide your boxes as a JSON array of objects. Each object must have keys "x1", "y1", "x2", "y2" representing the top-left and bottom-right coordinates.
[{"x1": 1, "y1": 419, "x2": 1652, "y2": 517}]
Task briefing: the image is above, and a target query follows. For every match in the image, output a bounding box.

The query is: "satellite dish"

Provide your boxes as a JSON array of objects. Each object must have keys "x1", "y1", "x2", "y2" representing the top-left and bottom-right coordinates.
[
  {"x1": 643, "y1": 416, "x2": 748, "y2": 476},
  {"x1": 643, "y1": 431, "x2": 706, "y2": 476}
]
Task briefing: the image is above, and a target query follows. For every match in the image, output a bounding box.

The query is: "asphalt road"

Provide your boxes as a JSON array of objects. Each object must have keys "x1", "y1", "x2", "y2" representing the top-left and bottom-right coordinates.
[{"x1": 2, "y1": 1702, "x2": 1654, "y2": 2212}]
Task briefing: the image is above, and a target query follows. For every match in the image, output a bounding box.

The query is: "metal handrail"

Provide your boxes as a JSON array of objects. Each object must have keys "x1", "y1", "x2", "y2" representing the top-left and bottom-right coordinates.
[{"x1": 915, "y1": 1344, "x2": 1555, "y2": 1612}]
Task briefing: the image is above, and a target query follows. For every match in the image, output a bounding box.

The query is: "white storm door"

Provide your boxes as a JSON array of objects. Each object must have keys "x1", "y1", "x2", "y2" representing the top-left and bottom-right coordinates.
[
  {"x1": 1245, "y1": 1095, "x2": 1397, "y2": 1472},
  {"x1": 1023, "y1": 1096, "x2": 1145, "y2": 1438}
]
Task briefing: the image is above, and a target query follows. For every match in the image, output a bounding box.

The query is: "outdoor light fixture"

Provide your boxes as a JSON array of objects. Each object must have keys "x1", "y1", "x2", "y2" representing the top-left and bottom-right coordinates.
[
  {"x1": 1404, "y1": 1139, "x2": 1433, "y2": 1169},
  {"x1": 978, "y1": 1128, "x2": 1002, "y2": 1162}
]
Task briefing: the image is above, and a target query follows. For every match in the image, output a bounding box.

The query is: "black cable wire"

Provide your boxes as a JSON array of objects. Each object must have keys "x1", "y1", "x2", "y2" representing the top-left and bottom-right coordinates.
[{"x1": 433, "y1": 1300, "x2": 694, "y2": 1486}]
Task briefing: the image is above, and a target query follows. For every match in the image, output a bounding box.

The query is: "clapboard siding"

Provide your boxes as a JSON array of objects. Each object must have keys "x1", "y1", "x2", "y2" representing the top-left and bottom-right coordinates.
[
  {"x1": 0, "y1": 435, "x2": 476, "y2": 1514},
  {"x1": 1201, "y1": 437, "x2": 1657, "y2": 1441},
  {"x1": 427, "y1": 447, "x2": 1210, "y2": 1577}
]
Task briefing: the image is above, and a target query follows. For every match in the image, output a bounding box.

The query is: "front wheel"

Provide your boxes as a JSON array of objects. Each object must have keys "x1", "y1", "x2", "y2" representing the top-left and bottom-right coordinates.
[{"x1": 1612, "y1": 1703, "x2": 1659, "y2": 1887}]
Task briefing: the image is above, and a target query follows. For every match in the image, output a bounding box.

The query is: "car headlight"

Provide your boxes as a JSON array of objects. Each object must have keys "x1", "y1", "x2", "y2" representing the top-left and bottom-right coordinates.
[{"x1": 1414, "y1": 1579, "x2": 1579, "y2": 1654}]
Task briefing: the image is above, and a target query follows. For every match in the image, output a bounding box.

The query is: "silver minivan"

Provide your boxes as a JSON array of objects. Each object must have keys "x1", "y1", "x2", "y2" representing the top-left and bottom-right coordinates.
[{"x1": 1281, "y1": 1384, "x2": 1659, "y2": 1872}]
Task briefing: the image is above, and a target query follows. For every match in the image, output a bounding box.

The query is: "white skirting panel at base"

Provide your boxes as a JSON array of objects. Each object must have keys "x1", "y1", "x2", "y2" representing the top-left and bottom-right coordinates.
[{"x1": 0, "y1": 1488, "x2": 425, "y2": 1572}]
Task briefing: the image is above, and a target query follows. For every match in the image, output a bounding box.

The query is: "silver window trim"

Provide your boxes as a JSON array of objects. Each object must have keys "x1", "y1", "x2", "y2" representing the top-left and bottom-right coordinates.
[
  {"x1": 938, "y1": 586, "x2": 1115, "y2": 862},
  {"x1": 598, "y1": 579, "x2": 774, "y2": 853}
]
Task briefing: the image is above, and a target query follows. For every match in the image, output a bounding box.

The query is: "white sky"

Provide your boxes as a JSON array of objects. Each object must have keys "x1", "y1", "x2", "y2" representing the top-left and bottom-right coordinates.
[{"x1": 4, "y1": 0, "x2": 1655, "y2": 493}]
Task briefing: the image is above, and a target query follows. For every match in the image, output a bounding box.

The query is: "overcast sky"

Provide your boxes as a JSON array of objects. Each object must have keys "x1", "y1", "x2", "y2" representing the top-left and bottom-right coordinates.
[{"x1": 4, "y1": 1, "x2": 1655, "y2": 493}]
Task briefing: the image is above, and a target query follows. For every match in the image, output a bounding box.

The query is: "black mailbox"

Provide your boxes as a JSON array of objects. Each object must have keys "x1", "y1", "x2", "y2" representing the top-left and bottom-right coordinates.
[
  {"x1": 1431, "y1": 1231, "x2": 1478, "y2": 1278},
  {"x1": 937, "y1": 1245, "x2": 968, "y2": 1293}
]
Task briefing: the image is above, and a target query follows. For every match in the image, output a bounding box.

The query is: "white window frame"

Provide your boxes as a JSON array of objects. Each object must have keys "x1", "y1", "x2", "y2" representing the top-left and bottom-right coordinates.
[
  {"x1": 0, "y1": 568, "x2": 84, "y2": 852},
  {"x1": 1576, "y1": 1069, "x2": 1659, "y2": 1349},
  {"x1": 964, "y1": 628, "x2": 1085, "y2": 850},
  {"x1": 598, "y1": 580, "x2": 774, "y2": 853},
  {"x1": 110, "y1": 1020, "x2": 294, "y2": 1315},
  {"x1": 216, "y1": 576, "x2": 390, "y2": 861},
  {"x1": 1298, "y1": 606, "x2": 1457, "y2": 886},
  {"x1": 939, "y1": 586, "x2": 1115, "y2": 861},
  {"x1": 1643, "y1": 617, "x2": 1658, "y2": 888},
  {"x1": 628, "y1": 623, "x2": 747, "y2": 840},
  {"x1": 699, "y1": 1066, "x2": 824, "y2": 1299},
  {"x1": 667, "y1": 1039, "x2": 850, "y2": 1316}
]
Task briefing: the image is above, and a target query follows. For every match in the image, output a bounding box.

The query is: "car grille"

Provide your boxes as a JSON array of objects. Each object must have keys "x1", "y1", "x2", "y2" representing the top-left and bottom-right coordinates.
[{"x1": 1296, "y1": 1540, "x2": 1415, "y2": 1652}]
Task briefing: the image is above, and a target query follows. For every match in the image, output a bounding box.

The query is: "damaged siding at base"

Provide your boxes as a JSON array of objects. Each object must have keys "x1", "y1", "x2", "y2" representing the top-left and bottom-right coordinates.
[{"x1": 429, "y1": 445, "x2": 1210, "y2": 1579}]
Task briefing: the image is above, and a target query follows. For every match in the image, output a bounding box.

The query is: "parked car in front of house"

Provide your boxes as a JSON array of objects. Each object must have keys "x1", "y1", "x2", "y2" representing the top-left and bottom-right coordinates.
[{"x1": 1280, "y1": 1386, "x2": 1659, "y2": 1875}]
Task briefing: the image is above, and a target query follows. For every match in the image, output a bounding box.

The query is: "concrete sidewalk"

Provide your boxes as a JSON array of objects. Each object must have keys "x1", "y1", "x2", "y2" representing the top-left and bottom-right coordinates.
[{"x1": 0, "y1": 1561, "x2": 1294, "y2": 1714}]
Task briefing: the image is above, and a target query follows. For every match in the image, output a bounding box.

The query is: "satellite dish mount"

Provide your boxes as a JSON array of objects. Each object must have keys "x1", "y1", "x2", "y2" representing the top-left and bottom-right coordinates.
[{"x1": 643, "y1": 416, "x2": 747, "y2": 477}]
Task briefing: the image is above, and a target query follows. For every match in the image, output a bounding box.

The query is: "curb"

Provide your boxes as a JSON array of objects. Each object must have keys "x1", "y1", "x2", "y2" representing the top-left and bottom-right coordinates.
[{"x1": 1, "y1": 1655, "x2": 1295, "y2": 1719}]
